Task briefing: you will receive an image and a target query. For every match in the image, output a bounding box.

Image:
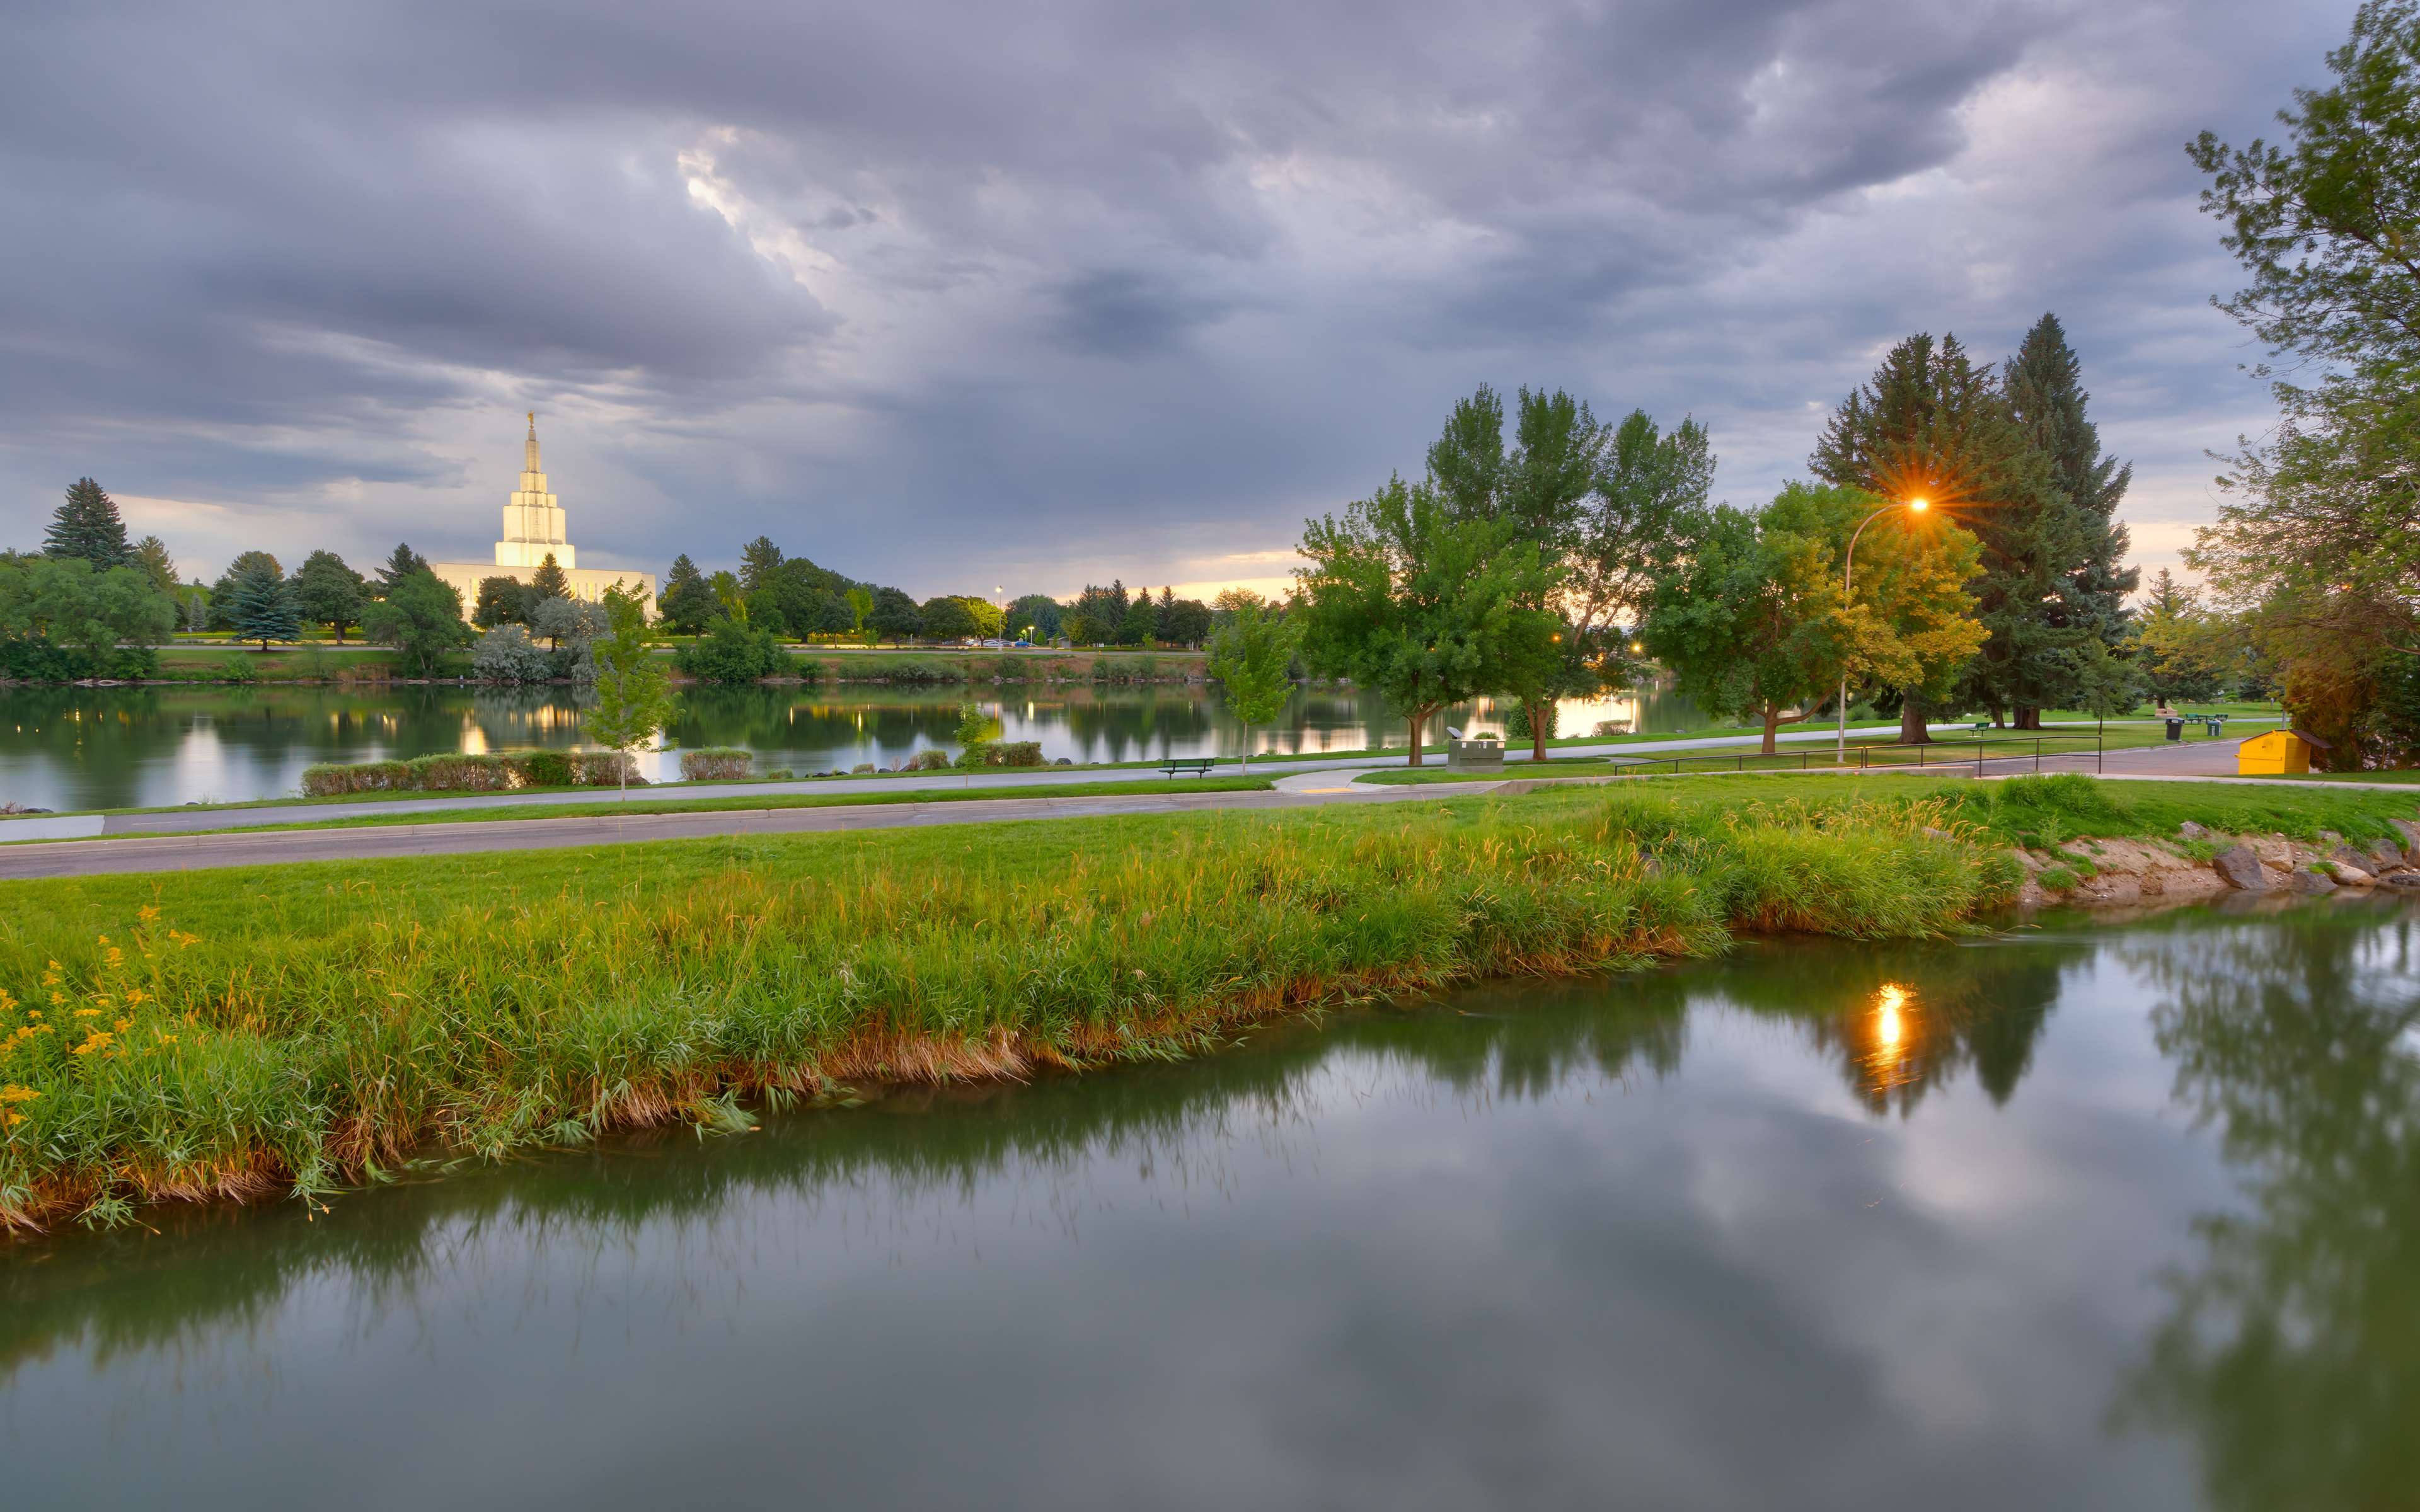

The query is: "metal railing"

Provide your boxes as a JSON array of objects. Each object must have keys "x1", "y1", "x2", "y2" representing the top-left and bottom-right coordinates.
[{"x1": 1581, "y1": 728, "x2": 2108, "y2": 779}]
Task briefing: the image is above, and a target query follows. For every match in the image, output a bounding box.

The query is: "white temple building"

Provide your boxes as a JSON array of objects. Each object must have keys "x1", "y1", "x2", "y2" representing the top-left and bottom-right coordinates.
[{"x1": 428, "y1": 415, "x2": 657, "y2": 617}]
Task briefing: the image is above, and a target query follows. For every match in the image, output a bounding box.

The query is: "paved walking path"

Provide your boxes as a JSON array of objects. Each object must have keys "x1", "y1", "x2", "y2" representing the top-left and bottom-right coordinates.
[{"x1": 34, "y1": 719, "x2": 2210, "y2": 839}]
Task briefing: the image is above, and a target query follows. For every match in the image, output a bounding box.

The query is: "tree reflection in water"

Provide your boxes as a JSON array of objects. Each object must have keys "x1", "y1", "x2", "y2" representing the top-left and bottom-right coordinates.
[{"x1": 2119, "y1": 903, "x2": 2420, "y2": 1512}]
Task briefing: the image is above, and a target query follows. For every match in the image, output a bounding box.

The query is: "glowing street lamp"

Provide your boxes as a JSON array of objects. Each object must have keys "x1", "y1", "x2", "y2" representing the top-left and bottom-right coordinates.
[{"x1": 1837, "y1": 496, "x2": 1929, "y2": 764}]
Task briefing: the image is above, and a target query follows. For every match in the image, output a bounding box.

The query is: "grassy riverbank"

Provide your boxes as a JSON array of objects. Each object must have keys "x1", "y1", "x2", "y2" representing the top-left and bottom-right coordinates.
[{"x1": 0, "y1": 783, "x2": 2018, "y2": 1231}]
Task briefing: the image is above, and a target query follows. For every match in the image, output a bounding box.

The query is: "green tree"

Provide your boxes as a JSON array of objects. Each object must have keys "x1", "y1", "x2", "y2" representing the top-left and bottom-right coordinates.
[
  {"x1": 1114, "y1": 596, "x2": 1158, "y2": 647},
  {"x1": 130, "y1": 536, "x2": 178, "y2": 597},
  {"x1": 739, "y1": 536, "x2": 785, "y2": 594},
  {"x1": 2189, "y1": 2, "x2": 2420, "y2": 764},
  {"x1": 584, "y1": 583, "x2": 676, "y2": 797},
  {"x1": 844, "y1": 585, "x2": 875, "y2": 643},
  {"x1": 205, "y1": 550, "x2": 282, "y2": 631},
  {"x1": 867, "y1": 587, "x2": 921, "y2": 643},
  {"x1": 657, "y1": 554, "x2": 718, "y2": 635},
  {"x1": 1812, "y1": 331, "x2": 2081, "y2": 733},
  {"x1": 223, "y1": 558, "x2": 302, "y2": 651},
  {"x1": 674, "y1": 617, "x2": 784, "y2": 682},
  {"x1": 710, "y1": 570, "x2": 748, "y2": 624},
  {"x1": 1206, "y1": 598, "x2": 1303, "y2": 771},
  {"x1": 919, "y1": 595, "x2": 980, "y2": 641},
  {"x1": 472, "y1": 575, "x2": 528, "y2": 629},
  {"x1": 2132, "y1": 570, "x2": 2225, "y2": 703},
  {"x1": 1296, "y1": 474, "x2": 1562, "y2": 765},
  {"x1": 1006, "y1": 592, "x2": 1061, "y2": 643},
  {"x1": 374, "y1": 543, "x2": 430, "y2": 597},
  {"x1": 2006, "y1": 312, "x2": 2138, "y2": 648},
  {"x1": 0, "y1": 553, "x2": 178, "y2": 662},
  {"x1": 363, "y1": 570, "x2": 473, "y2": 677},
  {"x1": 42, "y1": 478, "x2": 132, "y2": 568},
  {"x1": 952, "y1": 702, "x2": 998, "y2": 769},
  {"x1": 526, "y1": 552, "x2": 571, "y2": 606},
  {"x1": 1638, "y1": 492, "x2": 1820, "y2": 755},
  {"x1": 292, "y1": 549, "x2": 369, "y2": 642}
]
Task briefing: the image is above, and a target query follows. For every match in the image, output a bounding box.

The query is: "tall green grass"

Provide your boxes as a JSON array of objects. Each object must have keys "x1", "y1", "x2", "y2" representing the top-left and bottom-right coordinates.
[{"x1": 0, "y1": 788, "x2": 2013, "y2": 1231}]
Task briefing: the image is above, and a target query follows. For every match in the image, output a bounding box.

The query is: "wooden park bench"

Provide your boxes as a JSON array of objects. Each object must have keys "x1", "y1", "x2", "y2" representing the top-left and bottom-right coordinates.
[{"x1": 1158, "y1": 758, "x2": 1219, "y2": 779}]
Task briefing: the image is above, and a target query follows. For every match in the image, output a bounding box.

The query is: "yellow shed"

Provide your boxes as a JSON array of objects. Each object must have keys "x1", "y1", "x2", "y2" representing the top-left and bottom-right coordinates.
[{"x1": 2237, "y1": 727, "x2": 2329, "y2": 776}]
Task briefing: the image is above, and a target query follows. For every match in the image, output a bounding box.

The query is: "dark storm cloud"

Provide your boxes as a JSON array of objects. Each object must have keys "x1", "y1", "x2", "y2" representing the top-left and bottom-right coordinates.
[{"x1": 0, "y1": 0, "x2": 2364, "y2": 588}]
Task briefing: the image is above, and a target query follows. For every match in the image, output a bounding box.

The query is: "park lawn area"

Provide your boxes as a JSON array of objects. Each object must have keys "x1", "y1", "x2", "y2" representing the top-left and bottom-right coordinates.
[
  {"x1": 112, "y1": 774, "x2": 1279, "y2": 838},
  {"x1": 2274, "y1": 769, "x2": 2420, "y2": 784},
  {"x1": 2, "y1": 771, "x2": 2412, "y2": 1233},
  {"x1": 151, "y1": 644, "x2": 422, "y2": 681}
]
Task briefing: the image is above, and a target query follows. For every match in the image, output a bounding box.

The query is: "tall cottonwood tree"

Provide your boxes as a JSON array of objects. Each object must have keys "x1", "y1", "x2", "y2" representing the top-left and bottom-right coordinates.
[
  {"x1": 1296, "y1": 474, "x2": 1562, "y2": 764},
  {"x1": 2189, "y1": 0, "x2": 2420, "y2": 762}
]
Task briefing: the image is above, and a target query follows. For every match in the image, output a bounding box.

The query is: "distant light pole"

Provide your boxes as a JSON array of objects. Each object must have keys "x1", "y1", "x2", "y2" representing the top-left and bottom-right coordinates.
[{"x1": 1837, "y1": 497, "x2": 1928, "y2": 764}]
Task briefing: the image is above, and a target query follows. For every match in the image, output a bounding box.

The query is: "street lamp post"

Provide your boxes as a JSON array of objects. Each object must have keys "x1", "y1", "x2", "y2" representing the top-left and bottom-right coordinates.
[{"x1": 1836, "y1": 497, "x2": 1928, "y2": 764}]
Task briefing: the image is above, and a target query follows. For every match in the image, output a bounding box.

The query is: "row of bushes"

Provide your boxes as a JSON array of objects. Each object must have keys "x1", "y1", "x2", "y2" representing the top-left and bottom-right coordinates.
[
  {"x1": 299, "y1": 750, "x2": 648, "y2": 797},
  {"x1": 0, "y1": 637, "x2": 157, "y2": 684}
]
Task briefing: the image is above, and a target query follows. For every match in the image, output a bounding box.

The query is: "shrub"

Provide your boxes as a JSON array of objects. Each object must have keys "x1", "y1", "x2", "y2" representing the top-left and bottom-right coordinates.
[
  {"x1": 301, "y1": 760, "x2": 413, "y2": 797},
  {"x1": 513, "y1": 750, "x2": 573, "y2": 788},
  {"x1": 406, "y1": 753, "x2": 517, "y2": 791},
  {"x1": 568, "y1": 752, "x2": 645, "y2": 786},
  {"x1": 676, "y1": 620, "x2": 785, "y2": 683},
  {"x1": 471, "y1": 625, "x2": 555, "y2": 684},
  {"x1": 679, "y1": 748, "x2": 754, "y2": 781},
  {"x1": 980, "y1": 741, "x2": 1044, "y2": 767},
  {"x1": 1506, "y1": 701, "x2": 1557, "y2": 742},
  {"x1": 904, "y1": 749, "x2": 953, "y2": 771}
]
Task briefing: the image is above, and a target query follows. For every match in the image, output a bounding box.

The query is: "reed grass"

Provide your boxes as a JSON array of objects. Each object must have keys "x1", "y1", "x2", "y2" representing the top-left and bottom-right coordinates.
[{"x1": 0, "y1": 786, "x2": 2016, "y2": 1232}]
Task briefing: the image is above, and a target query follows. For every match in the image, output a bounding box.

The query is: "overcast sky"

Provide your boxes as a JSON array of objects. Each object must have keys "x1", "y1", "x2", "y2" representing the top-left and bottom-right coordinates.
[{"x1": 0, "y1": 0, "x2": 2354, "y2": 598}]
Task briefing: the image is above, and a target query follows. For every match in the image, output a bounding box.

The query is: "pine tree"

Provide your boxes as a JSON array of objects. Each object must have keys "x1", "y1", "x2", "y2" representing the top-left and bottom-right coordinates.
[
  {"x1": 527, "y1": 553, "x2": 571, "y2": 604},
  {"x1": 2005, "y1": 313, "x2": 2137, "y2": 651},
  {"x1": 131, "y1": 536, "x2": 178, "y2": 595},
  {"x1": 1811, "y1": 332, "x2": 2080, "y2": 733},
  {"x1": 657, "y1": 554, "x2": 718, "y2": 634},
  {"x1": 224, "y1": 559, "x2": 302, "y2": 651},
  {"x1": 44, "y1": 478, "x2": 132, "y2": 568},
  {"x1": 739, "y1": 536, "x2": 785, "y2": 595},
  {"x1": 376, "y1": 542, "x2": 431, "y2": 595}
]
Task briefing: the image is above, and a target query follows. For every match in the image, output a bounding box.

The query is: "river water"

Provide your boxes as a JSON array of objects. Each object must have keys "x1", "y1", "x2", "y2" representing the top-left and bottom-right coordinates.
[
  {"x1": 0, "y1": 682, "x2": 1700, "y2": 810},
  {"x1": 4, "y1": 898, "x2": 2412, "y2": 1510}
]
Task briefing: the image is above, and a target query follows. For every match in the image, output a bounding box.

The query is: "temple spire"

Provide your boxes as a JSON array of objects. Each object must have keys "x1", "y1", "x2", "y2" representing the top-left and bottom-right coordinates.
[{"x1": 524, "y1": 411, "x2": 541, "y2": 473}]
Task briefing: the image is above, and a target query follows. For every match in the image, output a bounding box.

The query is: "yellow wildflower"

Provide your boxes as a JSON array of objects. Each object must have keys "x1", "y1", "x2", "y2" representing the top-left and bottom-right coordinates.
[
  {"x1": 71, "y1": 1031, "x2": 114, "y2": 1056},
  {"x1": 72, "y1": 1007, "x2": 101, "y2": 1018},
  {"x1": 137, "y1": 905, "x2": 160, "y2": 923},
  {"x1": 0, "y1": 1084, "x2": 38, "y2": 1103}
]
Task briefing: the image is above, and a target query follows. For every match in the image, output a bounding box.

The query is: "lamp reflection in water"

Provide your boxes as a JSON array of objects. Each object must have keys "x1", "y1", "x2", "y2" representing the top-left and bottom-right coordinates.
[{"x1": 1862, "y1": 982, "x2": 1916, "y2": 1096}]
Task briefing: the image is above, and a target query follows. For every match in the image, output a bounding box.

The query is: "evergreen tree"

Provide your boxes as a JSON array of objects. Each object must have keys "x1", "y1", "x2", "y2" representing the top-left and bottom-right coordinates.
[
  {"x1": 2005, "y1": 313, "x2": 2137, "y2": 650},
  {"x1": 657, "y1": 554, "x2": 718, "y2": 634},
  {"x1": 131, "y1": 536, "x2": 178, "y2": 596},
  {"x1": 292, "y1": 549, "x2": 369, "y2": 642},
  {"x1": 206, "y1": 551, "x2": 283, "y2": 631},
  {"x1": 224, "y1": 558, "x2": 302, "y2": 651},
  {"x1": 739, "y1": 536, "x2": 785, "y2": 595},
  {"x1": 44, "y1": 478, "x2": 132, "y2": 568},
  {"x1": 526, "y1": 552, "x2": 571, "y2": 605},
  {"x1": 1811, "y1": 332, "x2": 2080, "y2": 733},
  {"x1": 375, "y1": 543, "x2": 430, "y2": 596}
]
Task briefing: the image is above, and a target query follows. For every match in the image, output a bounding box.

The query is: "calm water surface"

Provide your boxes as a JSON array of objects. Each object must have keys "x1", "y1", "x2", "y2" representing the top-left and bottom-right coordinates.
[
  {"x1": 0, "y1": 682, "x2": 1699, "y2": 809},
  {"x1": 4, "y1": 899, "x2": 2413, "y2": 1509}
]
